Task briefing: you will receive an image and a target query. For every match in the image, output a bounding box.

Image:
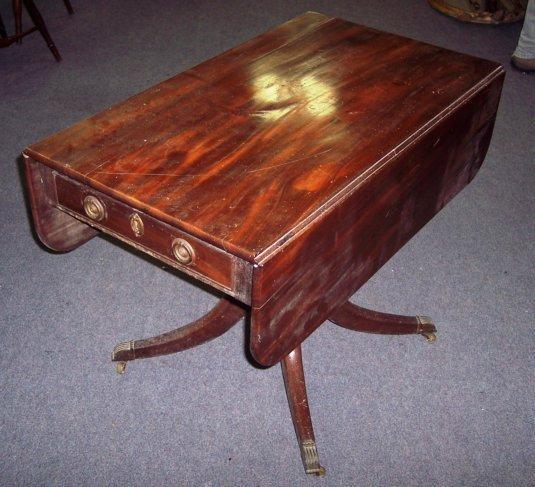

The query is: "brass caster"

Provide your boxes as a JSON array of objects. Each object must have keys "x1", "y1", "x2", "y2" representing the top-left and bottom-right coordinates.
[
  {"x1": 115, "y1": 361, "x2": 127, "y2": 374},
  {"x1": 301, "y1": 440, "x2": 326, "y2": 476},
  {"x1": 309, "y1": 466, "x2": 326, "y2": 477},
  {"x1": 423, "y1": 332, "x2": 436, "y2": 343}
]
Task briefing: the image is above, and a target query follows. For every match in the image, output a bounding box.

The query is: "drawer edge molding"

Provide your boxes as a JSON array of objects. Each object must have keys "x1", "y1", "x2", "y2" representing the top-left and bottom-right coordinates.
[{"x1": 53, "y1": 172, "x2": 252, "y2": 304}]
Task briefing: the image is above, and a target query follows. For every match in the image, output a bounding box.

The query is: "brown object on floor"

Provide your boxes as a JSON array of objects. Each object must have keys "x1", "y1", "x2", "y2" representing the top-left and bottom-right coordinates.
[
  {"x1": 1, "y1": 0, "x2": 73, "y2": 61},
  {"x1": 428, "y1": 0, "x2": 527, "y2": 24},
  {"x1": 22, "y1": 12, "x2": 504, "y2": 475}
]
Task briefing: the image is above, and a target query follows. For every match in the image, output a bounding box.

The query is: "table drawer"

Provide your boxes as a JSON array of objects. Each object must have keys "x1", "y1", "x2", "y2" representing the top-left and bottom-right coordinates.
[{"x1": 53, "y1": 173, "x2": 251, "y2": 302}]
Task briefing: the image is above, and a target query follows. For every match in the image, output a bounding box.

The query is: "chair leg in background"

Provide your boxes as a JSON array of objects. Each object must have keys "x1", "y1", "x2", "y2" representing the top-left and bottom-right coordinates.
[
  {"x1": 13, "y1": 0, "x2": 22, "y2": 43},
  {"x1": 63, "y1": 0, "x2": 74, "y2": 15},
  {"x1": 23, "y1": 0, "x2": 61, "y2": 61},
  {"x1": 0, "y1": 12, "x2": 8, "y2": 38}
]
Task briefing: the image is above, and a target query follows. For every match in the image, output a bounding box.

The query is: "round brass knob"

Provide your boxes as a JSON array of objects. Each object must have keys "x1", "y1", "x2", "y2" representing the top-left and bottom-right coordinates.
[
  {"x1": 130, "y1": 213, "x2": 144, "y2": 237},
  {"x1": 83, "y1": 195, "x2": 106, "y2": 221},
  {"x1": 172, "y1": 238, "x2": 195, "y2": 265}
]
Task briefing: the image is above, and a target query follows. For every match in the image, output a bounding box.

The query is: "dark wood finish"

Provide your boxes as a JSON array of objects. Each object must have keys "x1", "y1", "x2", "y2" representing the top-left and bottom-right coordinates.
[
  {"x1": 13, "y1": 0, "x2": 22, "y2": 43},
  {"x1": 22, "y1": 13, "x2": 504, "y2": 475},
  {"x1": 23, "y1": 0, "x2": 61, "y2": 61},
  {"x1": 63, "y1": 0, "x2": 74, "y2": 15},
  {"x1": 250, "y1": 72, "x2": 503, "y2": 365},
  {"x1": 112, "y1": 298, "x2": 245, "y2": 367},
  {"x1": 24, "y1": 11, "x2": 504, "y2": 360},
  {"x1": 6, "y1": 0, "x2": 61, "y2": 58},
  {"x1": 249, "y1": 64, "x2": 504, "y2": 306},
  {"x1": 24, "y1": 12, "x2": 504, "y2": 363},
  {"x1": 0, "y1": 0, "x2": 39, "y2": 48},
  {"x1": 24, "y1": 12, "x2": 502, "y2": 261},
  {"x1": 329, "y1": 301, "x2": 436, "y2": 340},
  {"x1": 54, "y1": 173, "x2": 252, "y2": 302},
  {"x1": 0, "y1": 12, "x2": 7, "y2": 38},
  {"x1": 24, "y1": 156, "x2": 98, "y2": 252},
  {"x1": 281, "y1": 346, "x2": 325, "y2": 476},
  {"x1": 0, "y1": 25, "x2": 38, "y2": 48}
]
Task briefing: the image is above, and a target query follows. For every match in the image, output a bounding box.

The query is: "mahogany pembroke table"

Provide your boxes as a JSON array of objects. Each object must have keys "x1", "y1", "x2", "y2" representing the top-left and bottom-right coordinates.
[{"x1": 23, "y1": 12, "x2": 504, "y2": 476}]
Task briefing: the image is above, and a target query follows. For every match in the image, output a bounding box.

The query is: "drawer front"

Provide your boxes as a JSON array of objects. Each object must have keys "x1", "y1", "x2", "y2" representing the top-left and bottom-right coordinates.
[{"x1": 54, "y1": 173, "x2": 251, "y2": 303}]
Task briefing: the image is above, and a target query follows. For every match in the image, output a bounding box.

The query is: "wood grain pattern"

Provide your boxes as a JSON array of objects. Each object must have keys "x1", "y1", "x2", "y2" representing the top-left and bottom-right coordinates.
[
  {"x1": 281, "y1": 346, "x2": 325, "y2": 476},
  {"x1": 24, "y1": 156, "x2": 97, "y2": 252},
  {"x1": 112, "y1": 298, "x2": 245, "y2": 363},
  {"x1": 23, "y1": 12, "x2": 504, "y2": 366},
  {"x1": 24, "y1": 12, "x2": 501, "y2": 262},
  {"x1": 329, "y1": 302, "x2": 436, "y2": 339},
  {"x1": 54, "y1": 173, "x2": 252, "y2": 302},
  {"x1": 249, "y1": 73, "x2": 503, "y2": 365}
]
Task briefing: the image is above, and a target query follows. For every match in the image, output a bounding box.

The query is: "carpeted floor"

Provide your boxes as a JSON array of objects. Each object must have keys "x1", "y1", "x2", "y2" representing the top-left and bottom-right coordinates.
[{"x1": 0, "y1": 1, "x2": 533, "y2": 485}]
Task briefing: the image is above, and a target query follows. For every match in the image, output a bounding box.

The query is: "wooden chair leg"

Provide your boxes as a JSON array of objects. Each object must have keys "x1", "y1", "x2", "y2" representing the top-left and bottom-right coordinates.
[
  {"x1": 13, "y1": 0, "x2": 22, "y2": 43},
  {"x1": 329, "y1": 301, "x2": 437, "y2": 342},
  {"x1": 281, "y1": 345, "x2": 326, "y2": 476},
  {"x1": 63, "y1": 0, "x2": 74, "y2": 15},
  {"x1": 0, "y1": 12, "x2": 8, "y2": 38},
  {"x1": 23, "y1": 0, "x2": 62, "y2": 61},
  {"x1": 112, "y1": 298, "x2": 245, "y2": 373}
]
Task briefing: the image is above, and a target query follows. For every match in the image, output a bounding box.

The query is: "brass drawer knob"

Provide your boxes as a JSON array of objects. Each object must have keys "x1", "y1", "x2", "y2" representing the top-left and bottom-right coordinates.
[
  {"x1": 130, "y1": 213, "x2": 144, "y2": 237},
  {"x1": 83, "y1": 195, "x2": 106, "y2": 221},
  {"x1": 172, "y1": 238, "x2": 195, "y2": 265}
]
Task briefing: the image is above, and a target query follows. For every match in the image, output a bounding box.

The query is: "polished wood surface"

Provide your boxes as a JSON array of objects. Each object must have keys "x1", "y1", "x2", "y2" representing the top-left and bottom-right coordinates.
[
  {"x1": 22, "y1": 12, "x2": 504, "y2": 475},
  {"x1": 112, "y1": 298, "x2": 245, "y2": 372},
  {"x1": 329, "y1": 302, "x2": 436, "y2": 340},
  {"x1": 281, "y1": 346, "x2": 325, "y2": 476},
  {"x1": 249, "y1": 74, "x2": 503, "y2": 365},
  {"x1": 53, "y1": 171, "x2": 252, "y2": 301},
  {"x1": 24, "y1": 11, "x2": 504, "y2": 366},
  {"x1": 25, "y1": 11, "x2": 502, "y2": 261},
  {"x1": 24, "y1": 157, "x2": 97, "y2": 252}
]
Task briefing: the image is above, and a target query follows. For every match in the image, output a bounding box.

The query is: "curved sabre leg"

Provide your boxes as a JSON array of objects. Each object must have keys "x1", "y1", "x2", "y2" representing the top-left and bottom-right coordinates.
[
  {"x1": 281, "y1": 345, "x2": 326, "y2": 476},
  {"x1": 112, "y1": 298, "x2": 245, "y2": 373},
  {"x1": 329, "y1": 301, "x2": 437, "y2": 342}
]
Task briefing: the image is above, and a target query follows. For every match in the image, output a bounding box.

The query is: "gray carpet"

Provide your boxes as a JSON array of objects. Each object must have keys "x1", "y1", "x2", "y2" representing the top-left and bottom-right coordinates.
[{"x1": 1, "y1": 1, "x2": 533, "y2": 485}]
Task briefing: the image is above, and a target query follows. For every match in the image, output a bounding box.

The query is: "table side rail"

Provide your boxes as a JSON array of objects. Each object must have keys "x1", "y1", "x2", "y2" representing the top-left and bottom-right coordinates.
[{"x1": 44, "y1": 170, "x2": 252, "y2": 303}]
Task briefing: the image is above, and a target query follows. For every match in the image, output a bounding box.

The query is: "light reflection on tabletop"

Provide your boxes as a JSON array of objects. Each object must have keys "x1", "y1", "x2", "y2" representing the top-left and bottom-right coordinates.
[{"x1": 250, "y1": 55, "x2": 338, "y2": 123}]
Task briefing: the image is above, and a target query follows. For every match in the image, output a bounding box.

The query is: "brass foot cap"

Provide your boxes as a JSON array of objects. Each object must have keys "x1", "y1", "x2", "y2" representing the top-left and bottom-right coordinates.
[
  {"x1": 115, "y1": 361, "x2": 127, "y2": 374},
  {"x1": 301, "y1": 441, "x2": 326, "y2": 477},
  {"x1": 416, "y1": 316, "x2": 437, "y2": 342},
  {"x1": 424, "y1": 332, "x2": 437, "y2": 343},
  {"x1": 306, "y1": 466, "x2": 326, "y2": 477},
  {"x1": 112, "y1": 340, "x2": 135, "y2": 362}
]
